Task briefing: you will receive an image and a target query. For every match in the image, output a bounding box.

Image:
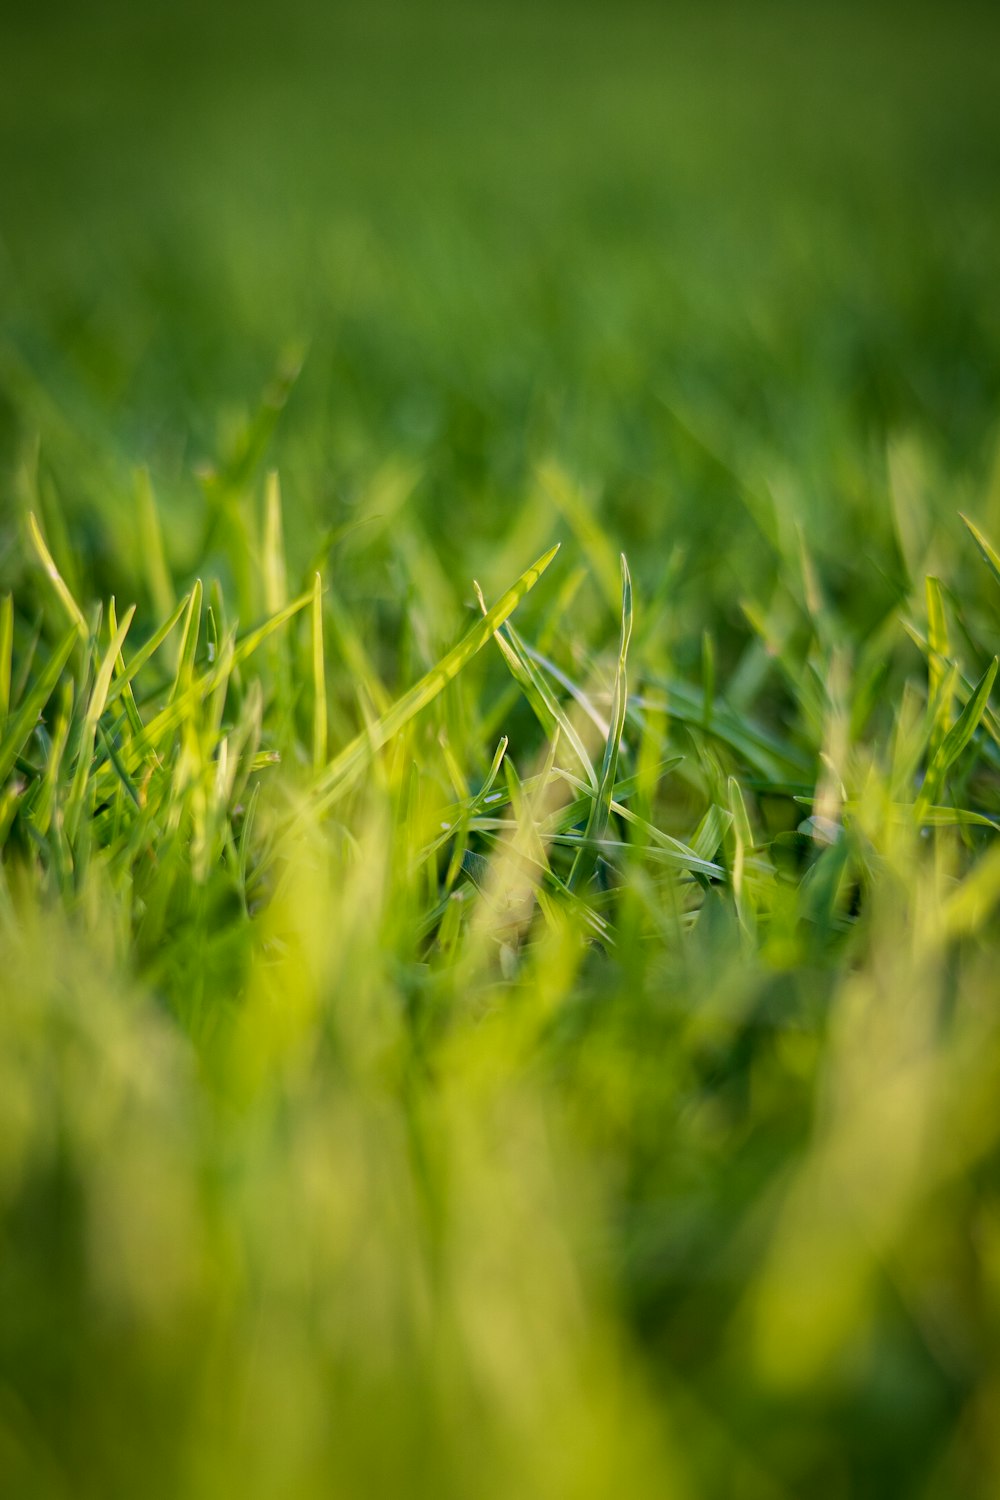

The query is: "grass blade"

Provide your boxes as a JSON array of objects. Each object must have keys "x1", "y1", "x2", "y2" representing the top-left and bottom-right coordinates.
[
  {"x1": 26, "y1": 511, "x2": 88, "y2": 641},
  {"x1": 65, "y1": 603, "x2": 137, "y2": 846},
  {"x1": 305, "y1": 543, "x2": 560, "y2": 818},
  {"x1": 570, "y1": 553, "x2": 632, "y2": 889},
  {"x1": 311, "y1": 571, "x2": 327, "y2": 771},
  {"x1": 0, "y1": 593, "x2": 12, "y2": 723},
  {"x1": 961, "y1": 511, "x2": 1000, "y2": 590},
  {"x1": 0, "y1": 624, "x2": 79, "y2": 786},
  {"x1": 922, "y1": 655, "x2": 999, "y2": 805}
]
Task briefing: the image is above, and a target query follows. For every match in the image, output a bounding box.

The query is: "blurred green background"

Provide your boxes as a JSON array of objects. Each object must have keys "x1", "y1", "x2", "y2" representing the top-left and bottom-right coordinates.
[
  {"x1": 4, "y1": 0, "x2": 1000, "y2": 613},
  {"x1": 3, "y1": 4, "x2": 1000, "y2": 1498}
]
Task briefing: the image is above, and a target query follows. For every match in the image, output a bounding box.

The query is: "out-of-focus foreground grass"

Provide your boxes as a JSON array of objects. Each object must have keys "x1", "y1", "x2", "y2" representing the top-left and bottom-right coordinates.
[{"x1": 3, "y1": 2, "x2": 1000, "y2": 1495}]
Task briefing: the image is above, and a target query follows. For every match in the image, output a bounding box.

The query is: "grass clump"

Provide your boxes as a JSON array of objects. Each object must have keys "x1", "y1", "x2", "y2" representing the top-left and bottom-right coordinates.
[{"x1": 3, "y1": 2, "x2": 1000, "y2": 1496}]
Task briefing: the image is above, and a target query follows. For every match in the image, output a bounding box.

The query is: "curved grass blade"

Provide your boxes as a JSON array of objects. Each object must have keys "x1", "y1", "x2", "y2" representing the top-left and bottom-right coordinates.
[
  {"x1": 921, "y1": 655, "x2": 999, "y2": 807},
  {"x1": 474, "y1": 580, "x2": 597, "y2": 791},
  {"x1": 303, "y1": 544, "x2": 560, "y2": 819},
  {"x1": 961, "y1": 512, "x2": 1000, "y2": 591}
]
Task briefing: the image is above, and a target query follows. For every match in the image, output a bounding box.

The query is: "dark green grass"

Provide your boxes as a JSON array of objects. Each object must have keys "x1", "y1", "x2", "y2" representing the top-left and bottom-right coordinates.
[{"x1": 3, "y1": 3, "x2": 1000, "y2": 1496}]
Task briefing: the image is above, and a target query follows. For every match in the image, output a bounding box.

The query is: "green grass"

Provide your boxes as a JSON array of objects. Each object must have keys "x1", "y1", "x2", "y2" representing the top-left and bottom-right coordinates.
[{"x1": 3, "y1": 2, "x2": 1000, "y2": 1495}]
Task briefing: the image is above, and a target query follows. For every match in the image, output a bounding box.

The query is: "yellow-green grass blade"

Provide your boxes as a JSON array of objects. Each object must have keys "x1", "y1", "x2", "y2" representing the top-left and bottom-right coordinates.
[
  {"x1": 0, "y1": 593, "x2": 12, "y2": 723},
  {"x1": 105, "y1": 591, "x2": 193, "y2": 711},
  {"x1": 65, "y1": 603, "x2": 137, "y2": 846},
  {"x1": 921, "y1": 655, "x2": 998, "y2": 807},
  {"x1": 108, "y1": 596, "x2": 145, "y2": 737},
  {"x1": 311, "y1": 572, "x2": 327, "y2": 772},
  {"x1": 136, "y1": 466, "x2": 175, "y2": 621},
  {"x1": 0, "y1": 623, "x2": 78, "y2": 786},
  {"x1": 304, "y1": 544, "x2": 560, "y2": 819},
  {"x1": 26, "y1": 511, "x2": 88, "y2": 641},
  {"x1": 961, "y1": 511, "x2": 1000, "y2": 591},
  {"x1": 169, "y1": 579, "x2": 203, "y2": 702},
  {"x1": 263, "y1": 469, "x2": 288, "y2": 615},
  {"x1": 925, "y1": 575, "x2": 954, "y2": 761},
  {"x1": 474, "y1": 578, "x2": 597, "y2": 791}
]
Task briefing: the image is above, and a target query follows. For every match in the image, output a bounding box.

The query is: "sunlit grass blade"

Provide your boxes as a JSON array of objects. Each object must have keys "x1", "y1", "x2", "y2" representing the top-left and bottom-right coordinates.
[
  {"x1": 311, "y1": 571, "x2": 327, "y2": 771},
  {"x1": 921, "y1": 655, "x2": 998, "y2": 806},
  {"x1": 0, "y1": 623, "x2": 78, "y2": 786},
  {"x1": 231, "y1": 589, "x2": 311, "y2": 669},
  {"x1": 64, "y1": 602, "x2": 137, "y2": 847},
  {"x1": 170, "y1": 579, "x2": 203, "y2": 702},
  {"x1": 26, "y1": 511, "x2": 89, "y2": 641},
  {"x1": 105, "y1": 590, "x2": 193, "y2": 711},
  {"x1": 108, "y1": 596, "x2": 144, "y2": 737},
  {"x1": 961, "y1": 511, "x2": 1000, "y2": 590},
  {"x1": 474, "y1": 578, "x2": 597, "y2": 790},
  {"x1": 303, "y1": 543, "x2": 560, "y2": 818},
  {"x1": 263, "y1": 469, "x2": 288, "y2": 615},
  {"x1": 925, "y1": 575, "x2": 954, "y2": 761},
  {"x1": 0, "y1": 594, "x2": 12, "y2": 723}
]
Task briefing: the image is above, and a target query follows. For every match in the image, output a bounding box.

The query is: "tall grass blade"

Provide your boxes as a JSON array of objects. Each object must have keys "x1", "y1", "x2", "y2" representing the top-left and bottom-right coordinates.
[{"x1": 0, "y1": 624, "x2": 78, "y2": 786}]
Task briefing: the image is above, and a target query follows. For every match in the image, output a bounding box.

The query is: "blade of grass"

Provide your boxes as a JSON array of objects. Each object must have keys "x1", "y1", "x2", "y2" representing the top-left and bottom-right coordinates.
[
  {"x1": 961, "y1": 511, "x2": 1000, "y2": 590},
  {"x1": 921, "y1": 655, "x2": 998, "y2": 807},
  {"x1": 0, "y1": 624, "x2": 78, "y2": 786},
  {"x1": 105, "y1": 591, "x2": 192, "y2": 711},
  {"x1": 311, "y1": 571, "x2": 327, "y2": 771},
  {"x1": 26, "y1": 511, "x2": 88, "y2": 641},
  {"x1": 263, "y1": 469, "x2": 288, "y2": 615},
  {"x1": 925, "y1": 576, "x2": 954, "y2": 761},
  {"x1": 473, "y1": 580, "x2": 597, "y2": 791},
  {"x1": 0, "y1": 594, "x2": 12, "y2": 723},
  {"x1": 108, "y1": 596, "x2": 144, "y2": 737},
  {"x1": 64, "y1": 603, "x2": 137, "y2": 846},
  {"x1": 136, "y1": 466, "x2": 175, "y2": 621},
  {"x1": 303, "y1": 544, "x2": 560, "y2": 819},
  {"x1": 569, "y1": 554, "x2": 633, "y2": 890}
]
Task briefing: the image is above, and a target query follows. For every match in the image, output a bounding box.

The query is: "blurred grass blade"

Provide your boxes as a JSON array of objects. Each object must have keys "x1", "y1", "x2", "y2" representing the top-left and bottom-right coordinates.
[
  {"x1": 925, "y1": 575, "x2": 954, "y2": 760},
  {"x1": 26, "y1": 511, "x2": 88, "y2": 641},
  {"x1": 136, "y1": 466, "x2": 175, "y2": 620},
  {"x1": 263, "y1": 469, "x2": 287, "y2": 614},
  {"x1": 0, "y1": 593, "x2": 12, "y2": 723},
  {"x1": 170, "y1": 579, "x2": 203, "y2": 701},
  {"x1": 961, "y1": 511, "x2": 1000, "y2": 590},
  {"x1": 311, "y1": 571, "x2": 327, "y2": 771}
]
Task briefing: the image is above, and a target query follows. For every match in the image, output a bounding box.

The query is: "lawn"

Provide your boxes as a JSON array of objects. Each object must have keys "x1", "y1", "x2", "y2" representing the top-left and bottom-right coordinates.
[{"x1": 2, "y1": 2, "x2": 1000, "y2": 1495}]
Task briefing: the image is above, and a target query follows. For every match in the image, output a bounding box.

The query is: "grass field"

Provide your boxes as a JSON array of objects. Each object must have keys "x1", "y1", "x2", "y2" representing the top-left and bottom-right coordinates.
[{"x1": 3, "y1": 2, "x2": 1000, "y2": 1495}]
